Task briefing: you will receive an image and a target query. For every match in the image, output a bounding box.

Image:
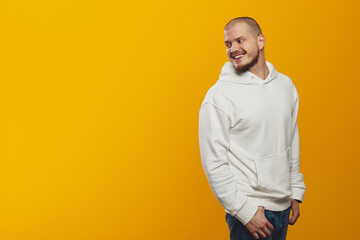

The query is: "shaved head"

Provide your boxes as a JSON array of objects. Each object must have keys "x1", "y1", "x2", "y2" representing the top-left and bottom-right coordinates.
[{"x1": 224, "y1": 17, "x2": 262, "y2": 38}]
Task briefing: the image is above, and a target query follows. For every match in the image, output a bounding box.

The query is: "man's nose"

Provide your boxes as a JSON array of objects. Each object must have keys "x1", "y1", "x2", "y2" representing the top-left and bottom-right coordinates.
[{"x1": 230, "y1": 42, "x2": 240, "y2": 53}]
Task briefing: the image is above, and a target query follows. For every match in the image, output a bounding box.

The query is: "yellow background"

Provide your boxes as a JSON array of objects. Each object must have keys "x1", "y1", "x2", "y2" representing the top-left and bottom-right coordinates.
[{"x1": 0, "y1": 0, "x2": 359, "y2": 239}]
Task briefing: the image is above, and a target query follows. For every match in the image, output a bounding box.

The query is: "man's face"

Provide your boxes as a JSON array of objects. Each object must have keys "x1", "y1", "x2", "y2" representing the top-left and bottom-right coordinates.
[{"x1": 224, "y1": 22, "x2": 261, "y2": 73}]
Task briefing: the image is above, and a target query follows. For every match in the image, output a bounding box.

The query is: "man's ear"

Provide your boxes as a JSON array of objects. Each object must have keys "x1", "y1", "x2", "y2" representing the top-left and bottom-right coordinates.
[{"x1": 257, "y1": 34, "x2": 265, "y2": 50}]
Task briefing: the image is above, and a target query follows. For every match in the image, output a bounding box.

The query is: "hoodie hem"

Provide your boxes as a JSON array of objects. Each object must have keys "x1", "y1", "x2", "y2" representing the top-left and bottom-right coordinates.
[
  {"x1": 246, "y1": 196, "x2": 291, "y2": 211},
  {"x1": 224, "y1": 196, "x2": 291, "y2": 224}
]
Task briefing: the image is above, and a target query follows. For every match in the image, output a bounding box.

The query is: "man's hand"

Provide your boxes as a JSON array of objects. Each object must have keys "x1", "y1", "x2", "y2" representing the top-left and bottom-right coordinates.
[
  {"x1": 289, "y1": 198, "x2": 300, "y2": 225},
  {"x1": 245, "y1": 206, "x2": 274, "y2": 239}
]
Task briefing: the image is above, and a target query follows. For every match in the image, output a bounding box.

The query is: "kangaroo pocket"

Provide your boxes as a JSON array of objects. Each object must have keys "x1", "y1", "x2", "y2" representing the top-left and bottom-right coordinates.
[{"x1": 252, "y1": 148, "x2": 292, "y2": 197}]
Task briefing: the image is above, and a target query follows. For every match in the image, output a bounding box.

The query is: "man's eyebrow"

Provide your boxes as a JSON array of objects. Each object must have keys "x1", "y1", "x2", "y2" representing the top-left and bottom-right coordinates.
[{"x1": 224, "y1": 36, "x2": 245, "y2": 44}]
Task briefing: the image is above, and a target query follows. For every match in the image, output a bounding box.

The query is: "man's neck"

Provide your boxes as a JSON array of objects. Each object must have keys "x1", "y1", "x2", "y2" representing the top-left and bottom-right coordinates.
[{"x1": 249, "y1": 57, "x2": 269, "y2": 80}]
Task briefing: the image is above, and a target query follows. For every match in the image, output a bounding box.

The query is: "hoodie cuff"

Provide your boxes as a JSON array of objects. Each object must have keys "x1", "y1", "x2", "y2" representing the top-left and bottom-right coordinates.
[
  {"x1": 291, "y1": 187, "x2": 305, "y2": 203},
  {"x1": 235, "y1": 200, "x2": 258, "y2": 225}
]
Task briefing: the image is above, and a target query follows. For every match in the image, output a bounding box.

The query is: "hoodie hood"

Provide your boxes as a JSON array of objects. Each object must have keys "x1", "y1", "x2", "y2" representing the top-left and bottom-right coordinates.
[{"x1": 217, "y1": 61, "x2": 278, "y2": 85}]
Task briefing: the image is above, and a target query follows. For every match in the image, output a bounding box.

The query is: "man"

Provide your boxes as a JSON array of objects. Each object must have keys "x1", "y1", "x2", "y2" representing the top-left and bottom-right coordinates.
[{"x1": 198, "y1": 17, "x2": 306, "y2": 240}]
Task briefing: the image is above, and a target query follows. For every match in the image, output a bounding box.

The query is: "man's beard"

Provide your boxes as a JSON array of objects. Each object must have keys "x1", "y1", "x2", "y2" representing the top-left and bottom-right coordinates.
[{"x1": 234, "y1": 49, "x2": 260, "y2": 73}]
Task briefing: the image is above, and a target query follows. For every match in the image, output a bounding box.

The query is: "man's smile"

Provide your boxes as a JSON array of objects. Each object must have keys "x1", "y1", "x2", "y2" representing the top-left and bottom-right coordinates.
[{"x1": 231, "y1": 52, "x2": 246, "y2": 61}]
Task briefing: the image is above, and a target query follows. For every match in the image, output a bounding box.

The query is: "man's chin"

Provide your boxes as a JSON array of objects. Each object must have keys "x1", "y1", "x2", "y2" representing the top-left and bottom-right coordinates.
[
  {"x1": 232, "y1": 63, "x2": 248, "y2": 73},
  {"x1": 230, "y1": 49, "x2": 260, "y2": 74}
]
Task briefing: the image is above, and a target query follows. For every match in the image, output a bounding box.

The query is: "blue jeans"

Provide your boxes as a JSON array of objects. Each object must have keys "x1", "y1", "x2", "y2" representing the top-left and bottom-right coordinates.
[{"x1": 225, "y1": 206, "x2": 291, "y2": 240}]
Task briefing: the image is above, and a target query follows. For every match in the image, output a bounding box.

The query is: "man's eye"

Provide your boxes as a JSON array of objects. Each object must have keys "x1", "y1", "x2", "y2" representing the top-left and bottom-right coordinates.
[{"x1": 238, "y1": 40, "x2": 243, "y2": 43}]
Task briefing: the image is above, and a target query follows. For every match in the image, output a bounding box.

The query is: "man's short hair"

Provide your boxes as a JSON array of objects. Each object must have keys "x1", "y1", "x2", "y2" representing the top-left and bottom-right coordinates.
[{"x1": 224, "y1": 17, "x2": 262, "y2": 38}]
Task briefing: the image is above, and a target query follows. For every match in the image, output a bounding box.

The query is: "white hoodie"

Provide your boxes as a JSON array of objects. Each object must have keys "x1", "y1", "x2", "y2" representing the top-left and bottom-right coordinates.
[{"x1": 198, "y1": 61, "x2": 306, "y2": 225}]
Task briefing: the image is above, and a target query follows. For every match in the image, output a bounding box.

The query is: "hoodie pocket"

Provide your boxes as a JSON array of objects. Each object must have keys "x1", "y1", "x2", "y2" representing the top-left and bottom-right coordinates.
[{"x1": 253, "y1": 148, "x2": 292, "y2": 196}]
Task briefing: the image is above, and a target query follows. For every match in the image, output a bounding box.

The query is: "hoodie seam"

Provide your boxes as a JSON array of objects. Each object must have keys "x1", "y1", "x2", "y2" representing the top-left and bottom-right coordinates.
[
  {"x1": 290, "y1": 83, "x2": 297, "y2": 113},
  {"x1": 201, "y1": 102, "x2": 231, "y2": 120}
]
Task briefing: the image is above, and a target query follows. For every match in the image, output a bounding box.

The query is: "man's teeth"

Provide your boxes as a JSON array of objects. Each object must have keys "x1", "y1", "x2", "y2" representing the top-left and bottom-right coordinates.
[{"x1": 234, "y1": 54, "x2": 245, "y2": 59}]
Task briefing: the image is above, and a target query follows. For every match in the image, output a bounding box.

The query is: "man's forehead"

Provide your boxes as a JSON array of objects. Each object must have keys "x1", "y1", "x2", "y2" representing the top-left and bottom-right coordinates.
[
  {"x1": 225, "y1": 22, "x2": 251, "y2": 34},
  {"x1": 224, "y1": 22, "x2": 251, "y2": 41}
]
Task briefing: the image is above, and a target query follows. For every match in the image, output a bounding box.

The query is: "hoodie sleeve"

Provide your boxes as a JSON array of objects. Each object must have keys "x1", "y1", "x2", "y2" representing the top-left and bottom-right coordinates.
[
  {"x1": 199, "y1": 102, "x2": 258, "y2": 225},
  {"x1": 290, "y1": 84, "x2": 306, "y2": 202}
]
